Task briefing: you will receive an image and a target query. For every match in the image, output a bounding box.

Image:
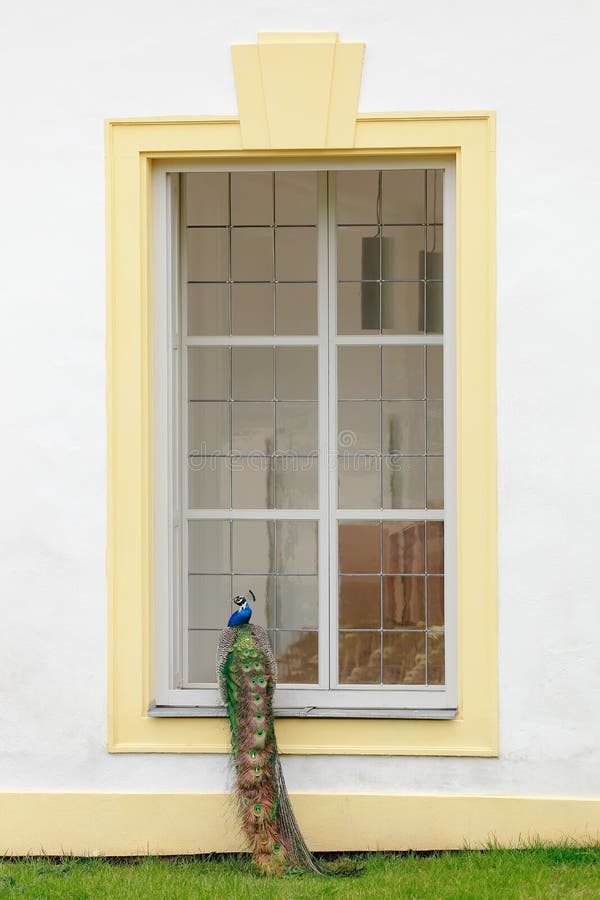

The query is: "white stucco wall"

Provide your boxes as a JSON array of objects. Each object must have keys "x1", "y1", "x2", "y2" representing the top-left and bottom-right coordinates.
[{"x1": 1, "y1": 0, "x2": 599, "y2": 799}]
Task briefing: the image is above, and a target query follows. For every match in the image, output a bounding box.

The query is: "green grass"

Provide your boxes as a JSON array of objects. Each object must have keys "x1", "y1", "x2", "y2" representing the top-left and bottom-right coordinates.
[{"x1": 1, "y1": 846, "x2": 600, "y2": 899}]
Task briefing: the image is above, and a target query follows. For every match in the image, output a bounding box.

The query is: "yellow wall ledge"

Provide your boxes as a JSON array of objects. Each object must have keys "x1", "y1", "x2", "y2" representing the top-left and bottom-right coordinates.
[{"x1": 1, "y1": 793, "x2": 599, "y2": 855}]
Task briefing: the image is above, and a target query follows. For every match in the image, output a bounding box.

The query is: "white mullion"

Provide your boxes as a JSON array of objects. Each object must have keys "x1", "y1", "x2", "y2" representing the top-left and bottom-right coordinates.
[
  {"x1": 335, "y1": 334, "x2": 443, "y2": 346},
  {"x1": 316, "y1": 171, "x2": 330, "y2": 691},
  {"x1": 336, "y1": 509, "x2": 445, "y2": 521},
  {"x1": 327, "y1": 172, "x2": 340, "y2": 690}
]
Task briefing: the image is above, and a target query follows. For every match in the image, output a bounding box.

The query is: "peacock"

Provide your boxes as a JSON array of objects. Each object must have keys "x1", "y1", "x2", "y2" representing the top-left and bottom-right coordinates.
[{"x1": 216, "y1": 590, "x2": 323, "y2": 876}]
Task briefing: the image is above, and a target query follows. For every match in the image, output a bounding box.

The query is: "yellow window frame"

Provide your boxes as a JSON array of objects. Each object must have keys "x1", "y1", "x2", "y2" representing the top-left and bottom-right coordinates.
[{"x1": 106, "y1": 32, "x2": 497, "y2": 755}]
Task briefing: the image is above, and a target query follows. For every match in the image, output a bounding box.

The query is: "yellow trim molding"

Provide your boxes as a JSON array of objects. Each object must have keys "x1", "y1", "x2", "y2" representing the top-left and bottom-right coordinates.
[
  {"x1": 2, "y1": 793, "x2": 598, "y2": 855},
  {"x1": 106, "y1": 32, "x2": 497, "y2": 755}
]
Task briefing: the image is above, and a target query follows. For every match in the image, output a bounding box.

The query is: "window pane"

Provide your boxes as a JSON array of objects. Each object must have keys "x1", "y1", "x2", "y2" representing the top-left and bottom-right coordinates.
[
  {"x1": 338, "y1": 456, "x2": 381, "y2": 508},
  {"x1": 231, "y1": 283, "x2": 273, "y2": 335},
  {"x1": 338, "y1": 401, "x2": 380, "y2": 452},
  {"x1": 428, "y1": 576, "x2": 444, "y2": 628},
  {"x1": 427, "y1": 458, "x2": 444, "y2": 509},
  {"x1": 232, "y1": 520, "x2": 275, "y2": 573},
  {"x1": 336, "y1": 171, "x2": 379, "y2": 224},
  {"x1": 188, "y1": 348, "x2": 230, "y2": 400},
  {"x1": 339, "y1": 575, "x2": 380, "y2": 628},
  {"x1": 339, "y1": 632, "x2": 380, "y2": 684},
  {"x1": 188, "y1": 520, "x2": 230, "y2": 573},
  {"x1": 232, "y1": 348, "x2": 273, "y2": 400},
  {"x1": 427, "y1": 632, "x2": 445, "y2": 685},
  {"x1": 337, "y1": 226, "x2": 379, "y2": 281},
  {"x1": 275, "y1": 347, "x2": 317, "y2": 399},
  {"x1": 275, "y1": 283, "x2": 318, "y2": 335},
  {"x1": 231, "y1": 459, "x2": 274, "y2": 508},
  {"x1": 276, "y1": 521, "x2": 318, "y2": 574},
  {"x1": 186, "y1": 173, "x2": 229, "y2": 226},
  {"x1": 382, "y1": 401, "x2": 425, "y2": 454},
  {"x1": 276, "y1": 402, "x2": 318, "y2": 454},
  {"x1": 277, "y1": 631, "x2": 318, "y2": 683},
  {"x1": 382, "y1": 346, "x2": 425, "y2": 398},
  {"x1": 383, "y1": 632, "x2": 425, "y2": 684},
  {"x1": 232, "y1": 401, "x2": 274, "y2": 454},
  {"x1": 187, "y1": 228, "x2": 228, "y2": 282},
  {"x1": 382, "y1": 226, "x2": 425, "y2": 280},
  {"x1": 382, "y1": 575, "x2": 425, "y2": 628},
  {"x1": 189, "y1": 575, "x2": 231, "y2": 628},
  {"x1": 383, "y1": 521, "x2": 425, "y2": 573},
  {"x1": 427, "y1": 170, "x2": 444, "y2": 224},
  {"x1": 275, "y1": 227, "x2": 317, "y2": 281},
  {"x1": 187, "y1": 284, "x2": 229, "y2": 335},
  {"x1": 381, "y1": 282, "x2": 424, "y2": 335},
  {"x1": 382, "y1": 457, "x2": 425, "y2": 509},
  {"x1": 427, "y1": 400, "x2": 444, "y2": 454},
  {"x1": 275, "y1": 459, "x2": 318, "y2": 509},
  {"x1": 427, "y1": 521, "x2": 444, "y2": 574},
  {"x1": 189, "y1": 458, "x2": 230, "y2": 508},
  {"x1": 338, "y1": 346, "x2": 380, "y2": 399},
  {"x1": 382, "y1": 170, "x2": 425, "y2": 225},
  {"x1": 231, "y1": 172, "x2": 273, "y2": 225},
  {"x1": 426, "y1": 346, "x2": 443, "y2": 398},
  {"x1": 338, "y1": 521, "x2": 380, "y2": 573},
  {"x1": 277, "y1": 576, "x2": 318, "y2": 628},
  {"x1": 189, "y1": 401, "x2": 230, "y2": 455},
  {"x1": 337, "y1": 282, "x2": 380, "y2": 335},
  {"x1": 426, "y1": 281, "x2": 443, "y2": 334},
  {"x1": 188, "y1": 630, "x2": 222, "y2": 683},
  {"x1": 275, "y1": 172, "x2": 317, "y2": 225},
  {"x1": 231, "y1": 228, "x2": 273, "y2": 281}
]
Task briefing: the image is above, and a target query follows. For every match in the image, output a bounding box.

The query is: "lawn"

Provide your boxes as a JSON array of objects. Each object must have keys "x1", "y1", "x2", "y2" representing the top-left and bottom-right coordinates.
[{"x1": 1, "y1": 846, "x2": 599, "y2": 899}]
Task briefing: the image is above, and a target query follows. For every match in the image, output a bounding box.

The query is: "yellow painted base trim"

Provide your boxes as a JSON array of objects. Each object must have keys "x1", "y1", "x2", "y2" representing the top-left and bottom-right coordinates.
[{"x1": 1, "y1": 793, "x2": 599, "y2": 855}]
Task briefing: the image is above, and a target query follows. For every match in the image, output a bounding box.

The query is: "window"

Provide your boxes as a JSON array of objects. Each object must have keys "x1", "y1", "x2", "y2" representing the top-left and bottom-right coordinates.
[{"x1": 152, "y1": 161, "x2": 456, "y2": 717}]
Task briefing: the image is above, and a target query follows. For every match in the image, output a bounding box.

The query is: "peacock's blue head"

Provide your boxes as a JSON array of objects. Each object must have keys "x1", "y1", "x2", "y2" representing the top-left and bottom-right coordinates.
[{"x1": 232, "y1": 589, "x2": 256, "y2": 609}]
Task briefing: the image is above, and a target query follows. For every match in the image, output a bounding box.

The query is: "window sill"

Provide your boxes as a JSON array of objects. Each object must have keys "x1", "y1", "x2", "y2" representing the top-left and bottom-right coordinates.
[{"x1": 147, "y1": 702, "x2": 458, "y2": 720}]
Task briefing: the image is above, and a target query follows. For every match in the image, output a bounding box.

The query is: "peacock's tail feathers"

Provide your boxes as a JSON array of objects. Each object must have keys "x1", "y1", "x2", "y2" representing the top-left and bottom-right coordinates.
[{"x1": 217, "y1": 624, "x2": 322, "y2": 876}]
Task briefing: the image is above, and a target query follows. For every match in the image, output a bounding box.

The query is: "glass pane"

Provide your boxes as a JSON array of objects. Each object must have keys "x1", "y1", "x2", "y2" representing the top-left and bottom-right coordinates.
[
  {"x1": 382, "y1": 346, "x2": 425, "y2": 399},
  {"x1": 189, "y1": 575, "x2": 231, "y2": 628},
  {"x1": 337, "y1": 226, "x2": 379, "y2": 281},
  {"x1": 189, "y1": 458, "x2": 230, "y2": 508},
  {"x1": 231, "y1": 228, "x2": 273, "y2": 281},
  {"x1": 426, "y1": 346, "x2": 443, "y2": 398},
  {"x1": 339, "y1": 632, "x2": 380, "y2": 684},
  {"x1": 427, "y1": 521, "x2": 444, "y2": 574},
  {"x1": 275, "y1": 283, "x2": 318, "y2": 335},
  {"x1": 232, "y1": 573, "x2": 275, "y2": 627},
  {"x1": 427, "y1": 632, "x2": 445, "y2": 684},
  {"x1": 383, "y1": 521, "x2": 425, "y2": 573},
  {"x1": 188, "y1": 348, "x2": 230, "y2": 400},
  {"x1": 382, "y1": 226, "x2": 424, "y2": 280},
  {"x1": 381, "y1": 282, "x2": 424, "y2": 335},
  {"x1": 338, "y1": 401, "x2": 380, "y2": 452},
  {"x1": 338, "y1": 347, "x2": 380, "y2": 399},
  {"x1": 383, "y1": 576, "x2": 425, "y2": 628},
  {"x1": 232, "y1": 401, "x2": 274, "y2": 453},
  {"x1": 276, "y1": 521, "x2": 318, "y2": 574},
  {"x1": 277, "y1": 576, "x2": 318, "y2": 628},
  {"x1": 189, "y1": 401, "x2": 230, "y2": 455},
  {"x1": 427, "y1": 170, "x2": 444, "y2": 224},
  {"x1": 232, "y1": 348, "x2": 273, "y2": 400},
  {"x1": 275, "y1": 347, "x2": 317, "y2": 399},
  {"x1": 338, "y1": 457, "x2": 381, "y2": 509},
  {"x1": 187, "y1": 284, "x2": 229, "y2": 335},
  {"x1": 232, "y1": 520, "x2": 275, "y2": 573},
  {"x1": 230, "y1": 172, "x2": 273, "y2": 225},
  {"x1": 426, "y1": 228, "x2": 443, "y2": 276},
  {"x1": 275, "y1": 460, "x2": 318, "y2": 509},
  {"x1": 188, "y1": 520, "x2": 230, "y2": 573},
  {"x1": 339, "y1": 521, "x2": 380, "y2": 573},
  {"x1": 427, "y1": 400, "x2": 444, "y2": 454},
  {"x1": 275, "y1": 227, "x2": 317, "y2": 281},
  {"x1": 382, "y1": 457, "x2": 425, "y2": 509},
  {"x1": 336, "y1": 171, "x2": 379, "y2": 224},
  {"x1": 231, "y1": 459, "x2": 274, "y2": 508},
  {"x1": 382, "y1": 401, "x2": 425, "y2": 454},
  {"x1": 382, "y1": 169, "x2": 426, "y2": 225},
  {"x1": 427, "y1": 576, "x2": 444, "y2": 628},
  {"x1": 277, "y1": 631, "x2": 318, "y2": 683},
  {"x1": 186, "y1": 173, "x2": 229, "y2": 226},
  {"x1": 337, "y1": 282, "x2": 380, "y2": 335},
  {"x1": 188, "y1": 630, "x2": 221, "y2": 683},
  {"x1": 426, "y1": 281, "x2": 443, "y2": 334},
  {"x1": 276, "y1": 402, "x2": 318, "y2": 453},
  {"x1": 383, "y1": 632, "x2": 426, "y2": 684},
  {"x1": 231, "y1": 283, "x2": 273, "y2": 335},
  {"x1": 427, "y1": 458, "x2": 444, "y2": 509},
  {"x1": 187, "y1": 228, "x2": 228, "y2": 282},
  {"x1": 339, "y1": 575, "x2": 380, "y2": 628},
  {"x1": 275, "y1": 172, "x2": 317, "y2": 225}
]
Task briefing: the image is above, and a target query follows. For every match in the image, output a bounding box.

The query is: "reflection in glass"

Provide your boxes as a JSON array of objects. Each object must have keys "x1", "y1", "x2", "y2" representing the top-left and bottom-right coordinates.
[
  {"x1": 383, "y1": 521, "x2": 425, "y2": 573},
  {"x1": 275, "y1": 172, "x2": 317, "y2": 225},
  {"x1": 232, "y1": 402, "x2": 274, "y2": 454},
  {"x1": 231, "y1": 172, "x2": 273, "y2": 225},
  {"x1": 338, "y1": 346, "x2": 380, "y2": 399},
  {"x1": 382, "y1": 457, "x2": 425, "y2": 509},
  {"x1": 277, "y1": 631, "x2": 318, "y2": 683},
  {"x1": 339, "y1": 575, "x2": 380, "y2": 628},
  {"x1": 188, "y1": 347, "x2": 230, "y2": 400},
  {"x1": 188, "y1": 575, "x2": 231, "y2": 628},
  {"x1": 275, "y1": 347, "x2": 317, "y2": 399},
  {"x1": 231, "y1": 228, "x2": 273, "y2": 281},
  {"x1": 277, "y1": 576, "x2": 318, "y2": 628},
  {"x1": 232, "y1": 520, "x2": 275, "y2": 574},
  {"x1": 189, "y1": 402, "x2": 229, "y2": 455},
  {"x1": 382, "y1": 346, "x2": 425, "y2": 399},
  {"x1": 231, "y1": 460, "x2": 274, "y2": 508},
  {"x1": 427, "y1": 631, "x2": 445, "y2": 684},
  {"x1": 339, "y1": 632, "x2": 380, "y2": 684},
  {"x1": 382, "y1": 401, "x2": 426, "y2": 454},
  {"x1": 336, "y1": 171, "x2": 379, "y2": 224},
  {"x1": 275, "y1": 228, "x2": 317, "y2": 281},
  {"x1": 382, "y1": 575, "x2": 425, "y2": 628},
  {"x1": 426, "y1": 346, "x2": 443, "y2": 398},
  {"x1": 337, "y1": 226, "x2": 379, "y2": 281},
  {"x1": 189, "y1": 459, "x2": 230, "y2": 508},
  {"x1": 231, "y1": 283, "x2": 273, "y2": 335},
  {"x1": 186, "y1": 173, "x2": 229, "y2": 226},
  {"x1": 187, "y1": 284, "x2": 229, "y2": 335},
  {"x1": 188, "y1": 630, "x2": 222, "y2": 682},
  {"x1": 232, "y1": 348, "x2": 273, "y2": 400},
  {"x1": 276, "y1": 402, "x2": 318, "y2": 453},
  {"x1": 382, "y1": 169, "x2": 426, "y2": 224},
  {"x1": 337, "y1": 282, "x2": 379, "y2": 335},
  {"x1": 427, "y1": 458, "x2": 444, "y2": 509},
  {"x1": 382, "y1": 226, "x2": 425, "y2": 280},
  {"x1": 381, "y1": 282, "x2": 424, "y2": 335},
  {"x1": 338, "y1": 401, "x2": 380, "y2": 452},
  {"x1": 338, "y1": 457, "x2": 380, "y2": 509},
  {"x1": 427, "y1": 576, "x2": 444, "y2": 628},
  {"x1": 339, "y1": 521, "x2": 380, "y2": 573},
  {"x1": 187, "y1": 228, "x2": 228, "y2": 282},
  {"x1": 276, "y1": 283, "x2": 318, "y2": 335},
  {"x1": 383, "y1": 632, "x2": 425, "y2": 684},
  {"x1": 427, "y1": 400, "x2": 444, "y2": 454},
  {"x1": 188, "y1": 520, "x2": 230, "y2": 573},
  {"x1": 426, "y1": 282, "x2": 443, "y2": 334},
  {"x1": 276, "y1": 521, "x2": 318, "y2": 573},
  {"x1": 427, "y1": 170, "x2": 444, "y2": 224},
  {"x1": 275, "y1": 460, "x2": 318, "y2": 509},
  {"x1": 427, "y1": 521, "x2": 444, "y2": 574}
]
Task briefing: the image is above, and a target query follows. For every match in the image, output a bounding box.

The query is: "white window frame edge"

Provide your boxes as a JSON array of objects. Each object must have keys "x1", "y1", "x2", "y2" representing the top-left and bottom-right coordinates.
[{"x1": 151, "y1": 157, "x2": 457, "y2": 718}]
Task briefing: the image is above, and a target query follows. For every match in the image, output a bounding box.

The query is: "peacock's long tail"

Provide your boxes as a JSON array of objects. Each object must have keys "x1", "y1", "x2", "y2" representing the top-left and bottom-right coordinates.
[{"x1": 217, "y1": 624, "x2": 322, "y2": 876}]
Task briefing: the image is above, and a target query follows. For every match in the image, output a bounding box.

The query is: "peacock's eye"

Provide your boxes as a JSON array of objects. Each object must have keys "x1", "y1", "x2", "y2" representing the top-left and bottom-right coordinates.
[
  {"x1": 254, "y1": 694, "x2": 261, "y2": 701},
  {"x1": 257, "y1": 729, "x2": 264, "y2": 736},
  {"x1": 254, "y1": 662, "x2": 261, "y2": 669},
  {"x1": 256, "y1": 713, "x2": 263, "y2": 720},
  {"x1": 258, "y1": 677, "x2": 265, "y2": 684},
  {"x1": 243, "y1": 663, "x2": 251, "y2": 671},
  {"x1": 254, "y1": 804, "x2": 262, "y2": 813},
  {"x1": 249, "y1": 750, "x2": 256, "y2": 758},
  {"x1": 250, "y1": 677, "x2": 257, "y2": 684},
  {"x1": 274, "y1": 843, "x2": 281, "y2": 851}
]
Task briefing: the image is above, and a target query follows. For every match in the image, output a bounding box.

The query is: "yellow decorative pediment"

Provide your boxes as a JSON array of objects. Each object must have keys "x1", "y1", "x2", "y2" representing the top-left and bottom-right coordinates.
[{"x1": 231, "y1": 32, "x2": 364, "y2": 150}]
